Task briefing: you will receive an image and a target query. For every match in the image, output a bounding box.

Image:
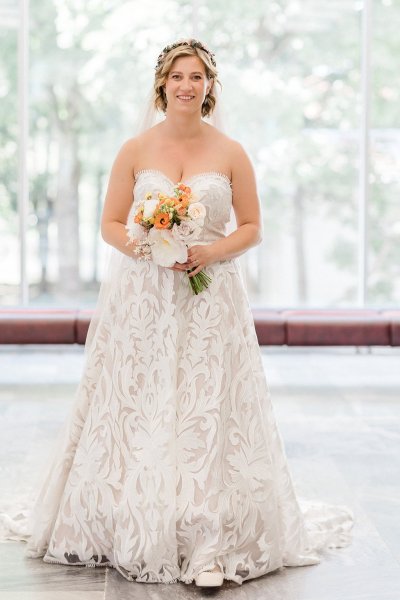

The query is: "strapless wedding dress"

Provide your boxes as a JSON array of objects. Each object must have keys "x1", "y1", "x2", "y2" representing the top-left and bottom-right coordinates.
[{"x1": 0, "y1": 170, "x2": 354, "y2": 585}]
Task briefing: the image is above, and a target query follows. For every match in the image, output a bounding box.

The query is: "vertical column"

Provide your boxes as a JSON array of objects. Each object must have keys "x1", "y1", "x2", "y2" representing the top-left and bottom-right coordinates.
[
  {"x1": 358, "y1": 0, "x2": 372, "y2": 306},
  {"x1": 18, "y1": 0, "x2": 29, "y2": 304}
]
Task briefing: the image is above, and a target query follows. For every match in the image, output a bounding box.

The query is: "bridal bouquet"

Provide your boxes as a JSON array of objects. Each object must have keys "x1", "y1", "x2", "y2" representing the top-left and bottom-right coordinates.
[{"x1": 125, "y1": 182, "x2": 212, "y2": 295}]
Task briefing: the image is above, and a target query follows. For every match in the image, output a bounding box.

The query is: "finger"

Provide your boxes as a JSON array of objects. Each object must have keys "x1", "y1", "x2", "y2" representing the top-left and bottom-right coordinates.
[{"x1": 188, "y1": 265, "x2": 203, "y2": 277}]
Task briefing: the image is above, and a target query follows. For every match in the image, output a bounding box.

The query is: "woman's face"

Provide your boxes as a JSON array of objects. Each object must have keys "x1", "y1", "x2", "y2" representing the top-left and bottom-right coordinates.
[{"x1": 164, "y1": 55, "x2": 212, "y2": 114}]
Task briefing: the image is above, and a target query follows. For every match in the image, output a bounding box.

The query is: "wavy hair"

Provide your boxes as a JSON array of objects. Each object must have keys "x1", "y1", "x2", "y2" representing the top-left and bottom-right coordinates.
[{"x1": 153, "y1": 40, "x2": 221, "y2": 118}]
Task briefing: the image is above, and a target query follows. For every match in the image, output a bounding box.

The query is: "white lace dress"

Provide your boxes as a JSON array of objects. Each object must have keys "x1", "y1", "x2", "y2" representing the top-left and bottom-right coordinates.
[{"x1": 0, "y1": 170, "x2": 354, "y2": 585}]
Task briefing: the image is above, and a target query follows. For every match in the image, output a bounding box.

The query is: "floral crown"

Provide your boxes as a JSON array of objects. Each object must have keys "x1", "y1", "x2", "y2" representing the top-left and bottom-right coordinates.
[{"x1": 155, "y1": 38, "x2": 217, "y2": 70}]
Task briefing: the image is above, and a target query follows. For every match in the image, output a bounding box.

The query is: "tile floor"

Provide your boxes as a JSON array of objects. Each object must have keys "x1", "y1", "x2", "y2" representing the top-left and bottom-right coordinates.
[{"x1": 0, "y1": 345, "x2": 399, "y2": 599}]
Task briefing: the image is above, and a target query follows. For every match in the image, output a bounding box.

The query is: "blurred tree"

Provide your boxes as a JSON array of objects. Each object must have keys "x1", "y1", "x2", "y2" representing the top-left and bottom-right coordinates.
[{"x1": 1, "y1": 0, "x2": 399, "y2": 306}]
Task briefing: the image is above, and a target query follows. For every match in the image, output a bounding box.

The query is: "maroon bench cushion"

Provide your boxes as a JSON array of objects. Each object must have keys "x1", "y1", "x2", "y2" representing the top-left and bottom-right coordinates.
[
  {"x1": 0, "y1": 309, "x2": 77, "y2": 344},
  {"x1": 250, "y1": 309, "x2": 286, "y2": 345},
  {"x1": 76, "y1": 309, "x2": 94, "y2": 345},
  {"x1": 282, "y1": 309, "x2": 391, "y2": 346},
  {"x1": 0, "y1": 308, "x2": 398, "y2": 346},
  {"x1": 380, "y1": 311, "x2": 400, "y2": 346}
]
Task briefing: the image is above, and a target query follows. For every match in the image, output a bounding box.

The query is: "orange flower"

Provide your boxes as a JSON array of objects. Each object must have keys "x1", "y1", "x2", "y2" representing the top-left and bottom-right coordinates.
[
  {"x1": 157, "y1": 197, "x2": 176, "y2": 210},
  {"x1": 134, "y1": 210, "x2": 143, "y2": 223},
  {"x1": 177, "y1": 197, "x2": 189, "y2": 209},
  {"x1": 177, "y1": 205, "x2": 187, "y2": 215},
  {"x1": 154, "y1": 212, "x2": 170, "y2": 229}
]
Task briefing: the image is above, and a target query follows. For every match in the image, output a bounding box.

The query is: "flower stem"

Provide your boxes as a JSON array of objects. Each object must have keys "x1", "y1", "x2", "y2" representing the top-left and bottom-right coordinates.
[{"x1": 186, "y1": 268, "x2": 212, "y2": 295}]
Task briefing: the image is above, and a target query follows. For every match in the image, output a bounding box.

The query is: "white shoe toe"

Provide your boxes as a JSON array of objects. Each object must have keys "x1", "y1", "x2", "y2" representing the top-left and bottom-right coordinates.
[{"x1": 194, "y1": 569, "x2": 224, "y2": 587}]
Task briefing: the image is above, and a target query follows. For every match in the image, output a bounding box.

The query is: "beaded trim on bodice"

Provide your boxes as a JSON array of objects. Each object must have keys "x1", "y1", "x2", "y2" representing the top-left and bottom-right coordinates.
[
  {"x1": 131, "y1": 168, "x2": 233, "y2": 245},
  {"x1": 134, "y1": 168, "x2": 232, "y2": 190}
]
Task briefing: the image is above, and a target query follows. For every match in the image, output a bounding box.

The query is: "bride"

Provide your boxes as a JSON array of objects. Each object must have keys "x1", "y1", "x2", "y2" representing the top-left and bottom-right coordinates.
[
  {"x1": 0, "y1": 38, "x2": 354, "y2": 589},
  {"x1": 101, "y1": 41, "x2": 260, "y2": 274}
]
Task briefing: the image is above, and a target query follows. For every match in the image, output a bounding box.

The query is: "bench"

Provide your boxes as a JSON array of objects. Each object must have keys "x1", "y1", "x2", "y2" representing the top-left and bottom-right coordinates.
[{"x1": 0, "y1": 308, "x2": 399, "y2": 346}]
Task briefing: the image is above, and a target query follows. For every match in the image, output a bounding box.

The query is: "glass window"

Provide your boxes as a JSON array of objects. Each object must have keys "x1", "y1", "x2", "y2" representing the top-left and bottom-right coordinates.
[
  {"x1": 0, "y1": 2, "x2": 19, "y2": 305},
  {"x1": 369, "y1": 0, "x2": 400, "y2": 306},
  {"x1": 1, "y1": 1, "x2": 398, "y2": 308},
  {"x1": 220, "y1": 2, "x2": 361, "y2": 306}
]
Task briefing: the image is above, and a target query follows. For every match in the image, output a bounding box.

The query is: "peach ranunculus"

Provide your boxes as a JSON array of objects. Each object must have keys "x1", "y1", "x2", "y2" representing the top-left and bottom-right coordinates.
[
  {"x1": 154, "y1": 212, "x2": 170, "y2": 229},
  {"x1": 157, "y1": 195, "x2": 178, "y2": 210},
  {"x1": 166, "y1": 197, "x2": 178, "y2": 207},
  {"x1": 177, "y1": 197, "x2": 189, "y2": 209},
  {"x1": 176, "y1": 204, "x2": 187, "y2": 216},
  {"x1": 134, "y1": 208, "x2": 144, "y2": 223}
]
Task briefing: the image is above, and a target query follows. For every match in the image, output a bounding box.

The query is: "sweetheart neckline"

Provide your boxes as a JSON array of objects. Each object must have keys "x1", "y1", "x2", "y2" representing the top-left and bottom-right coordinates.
[{"x1": 134, "y1": 168, "x2": 232, "y2": 190}]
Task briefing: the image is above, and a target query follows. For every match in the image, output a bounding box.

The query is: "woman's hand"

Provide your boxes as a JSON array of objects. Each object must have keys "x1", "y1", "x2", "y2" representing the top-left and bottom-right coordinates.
[
  {"x1": 184, "y1": 244, "x2": 217, "y2": 277},
  {"x1": 169, "y1": 260, "x2": 191, "y2": 272},
  {"x1": 166, "y1": 244, "x2": 217, "y2": 275}
]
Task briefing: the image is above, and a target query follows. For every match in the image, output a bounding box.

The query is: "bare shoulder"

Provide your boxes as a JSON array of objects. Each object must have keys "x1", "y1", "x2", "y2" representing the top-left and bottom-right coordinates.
[
  {"x1": 112, "y1": 128, "x2": 154, "y2": 175},
  {"x1": 112, "y1": 136, "x2": 138, "y2": 171},
  {"x1": 117, "y1": 124, "x2": 159, "y2": 152},
  {"x1": 118, "y1": 124, "x2": 164, "y2": 160},
  {"x1": 204, "y1": 123, "x2": 234, "y2": 149},
  {"x1": 228, "y1": 139, "x2": 255, "y2": 176},
  {"x1": 116, "y1": 133, "x2": 144, "y2": 157},
  {"x1": 202, "y1": 125, "x2": 246, "y2": 171},
  {"x1": 205, "y1": 127, "x2": 254, "y2": 175}
]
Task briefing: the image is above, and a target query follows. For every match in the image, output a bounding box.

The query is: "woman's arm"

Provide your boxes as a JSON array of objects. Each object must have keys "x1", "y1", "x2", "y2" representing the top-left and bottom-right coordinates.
[
  {"x1": 100, "y1": 137, "x2": 190, "y2": 271},
  {"x1": 187, "y1": 140, "x2": 263, "y2": 274},
  {"x1": 100, "y1": 138, "x2": 140, "y2": 259},
  {"x1": 213, "y1": 140, "x2": 262, "y2": 260}
]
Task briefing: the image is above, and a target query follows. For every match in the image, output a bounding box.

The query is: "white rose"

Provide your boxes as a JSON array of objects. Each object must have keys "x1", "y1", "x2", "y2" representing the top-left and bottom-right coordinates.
[
  {"x1": 187, "y1": 202, "x2": 206, "y2": 221},
  {"x1": 172, "y1": 221, "x2": 195, "y2": 239},
  {"x1": 148, "y1": 227, "x2": 188, "y2": 267},
  {"x1": 143, "y1": 198, "x2": 159, "y2": 218},
  {"x1": 171, "y1": 221, "x2": 202, "y2": 245}
]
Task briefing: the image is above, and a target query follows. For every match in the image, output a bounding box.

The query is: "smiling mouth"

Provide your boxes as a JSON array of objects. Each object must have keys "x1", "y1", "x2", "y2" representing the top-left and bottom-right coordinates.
[{"x1": 177, "y1": 95, "x2": 194, "y2": 102}]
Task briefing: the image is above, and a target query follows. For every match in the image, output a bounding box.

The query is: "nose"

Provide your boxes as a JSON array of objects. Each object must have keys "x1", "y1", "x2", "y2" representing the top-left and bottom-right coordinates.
[{"x1": 178, "y1": 77, "x2": 194, "y2": 90}]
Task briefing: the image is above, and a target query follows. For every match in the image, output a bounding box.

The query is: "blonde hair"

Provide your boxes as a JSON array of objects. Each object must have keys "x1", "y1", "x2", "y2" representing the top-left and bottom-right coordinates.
[{"x1": 153, "y1": 39, "x2": 221, "y2": 118}]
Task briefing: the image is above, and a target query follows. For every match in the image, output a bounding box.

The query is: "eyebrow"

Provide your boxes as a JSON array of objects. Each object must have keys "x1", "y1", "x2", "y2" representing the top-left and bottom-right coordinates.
[{"x1": 170, "y1": 71, "x2": 203, "y2": 75}]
